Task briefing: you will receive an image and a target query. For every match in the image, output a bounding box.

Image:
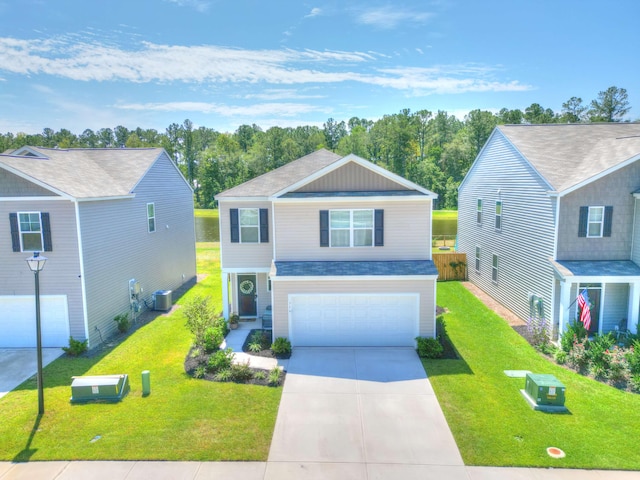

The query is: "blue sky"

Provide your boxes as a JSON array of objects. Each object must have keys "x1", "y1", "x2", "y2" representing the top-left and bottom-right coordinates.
[{"x1": 1, "y1": 0, "x2": 638, "y2": 134}]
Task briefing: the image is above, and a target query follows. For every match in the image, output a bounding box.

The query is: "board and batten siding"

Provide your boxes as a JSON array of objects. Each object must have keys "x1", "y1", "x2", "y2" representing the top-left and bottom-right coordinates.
[
  {"x1": 295, "y1": 162, "x2": 411, "y2": 192},
  {"x1": 0, "y1": 170, "x2": 55, "y2": 196},
  {"x1": 274, "y1": 199, "x2": 431, "y2": 261},
  {"x1": 271, "y1": 278, "x2": 435, "y2": 339},
  {"x1": 458, "y1": 130, "x2": 557, "y2": 324},
  {"x1": 557, "y1": 161, "x2": 640, "y2": 261},
  {"x1": 218, "y1": 201, "x2": 273, "y2": 269},
  {"x1": 0, "y1": 199, "x2": 85, "y2": 339},
  {"x1": 79, "y1": 152, "x2": 196, "y2": 346}
]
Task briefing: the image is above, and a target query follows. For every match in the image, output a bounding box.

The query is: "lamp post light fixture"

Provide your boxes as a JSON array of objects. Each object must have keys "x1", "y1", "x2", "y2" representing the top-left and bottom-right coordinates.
[{"x1": 26, "y1": 251, "x2": 47, "y2": 415}]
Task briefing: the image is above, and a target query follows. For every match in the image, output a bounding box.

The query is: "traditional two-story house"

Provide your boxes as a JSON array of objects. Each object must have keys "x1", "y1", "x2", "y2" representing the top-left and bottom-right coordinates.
[
  {"x1": 0, "y1": 146, "x2": 196, "y2": 348},
  {"x1": 458, "y1": 123, "x2": 640, "y2": 340},
  {"x1": 215, "y1": 149, "x2": 438, "y2": 347}
]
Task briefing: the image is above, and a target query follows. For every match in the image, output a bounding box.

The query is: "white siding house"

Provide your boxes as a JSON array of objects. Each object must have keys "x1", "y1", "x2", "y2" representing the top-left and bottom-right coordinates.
[{"x1": 0, "y1": 146, "x2": 197, "y2": 348}]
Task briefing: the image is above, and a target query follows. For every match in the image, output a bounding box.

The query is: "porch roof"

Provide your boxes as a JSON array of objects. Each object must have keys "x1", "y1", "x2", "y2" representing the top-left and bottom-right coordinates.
[
  {"x1": 550, "y1": 259, "x2": 640, "y2": 281},
  {"x1": 273, "y1": 260, "x2": 438, "y2": 277}
]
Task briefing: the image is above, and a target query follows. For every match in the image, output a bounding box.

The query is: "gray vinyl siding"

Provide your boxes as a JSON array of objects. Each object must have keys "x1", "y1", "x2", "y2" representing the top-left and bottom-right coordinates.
[
  {"x1": 602, "y1": 283, "x2": 629, "y2": 333},
  {"x1": 79, "y1": 152, "x2": 196, "y2": 346},
  {"x1": 272, "y1": 278, "x2": 435, "y2": 339},
  {"x1": 296, "y1": 162, "x2": 410, "y2": 192},
  {"x1": 556, "y1": 161, "x2": 640, "y2": 260},
  {"x1": 458, "y1": 130, "x2": 556, "y2": 323},
  {"x1": 218, "y1": 201, "x2": 273, "y2": 269},
  {"x1": 0, "y1": 199, "x2": 85, "y2": 339},
  {"x1": 0, "y1": 170, "x2": 56, "y2": 196},
  {"x1": 275, "y1": 199, "x2": 432, "y2": 261}
]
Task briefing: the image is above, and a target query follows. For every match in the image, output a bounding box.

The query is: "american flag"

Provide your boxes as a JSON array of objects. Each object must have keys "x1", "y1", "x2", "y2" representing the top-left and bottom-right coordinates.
[{"x1": 577, "y1": 289, "x2": 592, "y2": 331}]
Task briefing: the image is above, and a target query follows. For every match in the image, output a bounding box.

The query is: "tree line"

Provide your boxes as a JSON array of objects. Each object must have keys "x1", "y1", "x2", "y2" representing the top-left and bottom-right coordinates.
[{"x1": 1, "y1": 86, "x2": 632, "y2": 209}]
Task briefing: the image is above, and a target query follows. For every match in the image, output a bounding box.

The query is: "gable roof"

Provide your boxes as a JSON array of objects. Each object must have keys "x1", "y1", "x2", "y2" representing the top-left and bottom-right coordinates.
[
  {"x1": 215, "y1": 149, "x2": 436, "y2": 199},
  {"x1": 497, "y1": 123, "x2": 640, "y2": 194},
  {"x1": 0, "y1": 147, "x2": 170, "y2": 199}
]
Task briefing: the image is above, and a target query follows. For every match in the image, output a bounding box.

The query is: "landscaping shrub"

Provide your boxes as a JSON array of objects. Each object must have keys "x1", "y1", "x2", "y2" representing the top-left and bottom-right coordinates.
[
  {"x1": 560, "y1": 320, "x2": 588, "y2": 352},
  {"x1": 214, "y1": 369, "x2": 232, "y2": 382},
  {"x1": 184, "y1": 295, "x2": 218, "y2": 348},
  {"x1": 587, "y1": 333, "x2": 616, "y2": 378},
  {"x1": 230, "y1": 362, "x2": 254, "y2": 382},
  {"x1": 62, "y1": 336, "x2": 88, "y2": 357},
  {"x1": 203, "y1": 326, "x2": 224, "y2": 353},
  {"x1": 113, "y1": 313, "x2": 130, "y2": 333},
  {"x1": 212, "y1": 314, "x2": 229, "y2": 336},
  {"x1": 627, "y1": 340, "x2": 640, "y2": 375},
  {"x1": 268, "y1": 367, "x2": 282, "y2": 386},
  {"x1": 526, "y1": 316, "x2": 551, "y2": 350},
  {"x1": 271, "y1": 337, "x2": 291, "y2": 357},
  {"x1": 554, "y1": 348, "x2": 567, "y2": 365},
  {"x1": 567, "y1": 340, "x2": 589, "y2": 372},
  {"x1": 416, "y1": 336, "x2": 444, "y2": 358},
  {"x1": 606, "y1": 347, "x2": 630, "y2": 384},
  {"x1": 207, "y1": 348, "x2": 235, "y2": 373}
]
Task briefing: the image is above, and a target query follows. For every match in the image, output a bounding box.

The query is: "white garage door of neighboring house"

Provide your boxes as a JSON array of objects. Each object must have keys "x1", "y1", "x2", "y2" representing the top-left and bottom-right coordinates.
[
  {"x1": 0, "y1": 295, "x2": 70, "y2": 348},
  {"x1": 289, "y1": 293, "x2": 419, "y2": 347}
]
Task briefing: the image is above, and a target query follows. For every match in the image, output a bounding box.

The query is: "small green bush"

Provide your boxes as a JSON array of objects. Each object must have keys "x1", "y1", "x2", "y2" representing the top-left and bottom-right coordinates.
[
  {"x1": 113, "y1": 313, "x2": 130, "y2": 333},
  {"x1": 193, "y1": 365, "x2": 206, "y2": 379},
  {"x1": 253, "y1": 370, "x2": 266, "y2": 381},
  {"x1": 207, "y1": 348, "x2": 234, "y2": 373},
  {"x1": 268, "y1": 367, "x2": 282, "y2": 386},
  {"x1": 606, "y1": 347, "x2": 630, "y2": 384},
  {"x1": 184, "y1": 295, "x2": 218, "y2": 348},
  {"x1": 214, "y1": 369, "x2": 232, "y2": 382},
  {"x1": 567, "y1": 340, "x2": 589, "y2": 372},
  {"x1": 271, "y1": 337, "x2": 292, "y2": 357},
  {"x1": 415, "y1": 336, "x2": 443, "y2": 358},
  {"x1": 587, "y1": 333, "x2": 616, "y2": 373},
  {"x1": 230, "y1": 362, "x2": 253, "y2": 382},
  {"x1": 627, "y1": 340, "x2": 640, "y2": 375},
  {"x1": 203, "y1": 326, "x2": 224, "y2": 353},
  {"x1": 554, "y1": 349, "x2": 568, "y2": 365},
  {"x1": 62, "y1": 336, "x2": 88, "y2": 357},
  {"x1": 560, "y1": 321, "x2": 588, "y2": 352}
]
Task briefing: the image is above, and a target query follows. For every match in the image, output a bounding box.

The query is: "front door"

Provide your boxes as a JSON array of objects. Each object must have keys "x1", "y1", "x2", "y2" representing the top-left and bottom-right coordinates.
[{"x1": 237, "y1": 274, "x2": 257, "y2": 317}]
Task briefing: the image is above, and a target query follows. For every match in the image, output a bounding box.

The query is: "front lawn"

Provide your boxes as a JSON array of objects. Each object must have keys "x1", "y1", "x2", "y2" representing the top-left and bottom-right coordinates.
[
  {"x1": 0, "y1": 242, "x2": 282, "y2": 461},
  {"x1": 426, "y1": 282, "x2": 640, "y2": 470}
]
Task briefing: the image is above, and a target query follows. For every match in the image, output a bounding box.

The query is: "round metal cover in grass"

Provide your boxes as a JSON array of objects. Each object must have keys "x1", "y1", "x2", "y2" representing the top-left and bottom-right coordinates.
[{"x1": 547, "y1": 447, "x2": 565, "y2": 458}]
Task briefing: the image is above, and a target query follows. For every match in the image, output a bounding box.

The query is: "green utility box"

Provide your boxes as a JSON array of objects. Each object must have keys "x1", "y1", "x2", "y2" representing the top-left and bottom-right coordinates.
[
  {"x1": 70, "y1": 374, "x2": 130, "y2": 403},
  {"x1": 521, "y1": 373, "x2": 567, "y2": 412}
]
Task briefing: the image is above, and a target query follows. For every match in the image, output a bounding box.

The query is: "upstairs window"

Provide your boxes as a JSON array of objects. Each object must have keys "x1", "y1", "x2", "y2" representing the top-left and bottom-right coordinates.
[
  {"x1": 477, "y1": 199, "x2": 482, "y2": 224},
  {"x1": 147, "y1": 203, "x2": 156, "y2": 233},
  {"x1": 578, "y1": 206, "x2": 612, "y2": 238},
  {"x1": 330, "y1": 209, "x2": 373, "y2": 247},
  {"x1": 239, "y1": 208, "x2": 260, "y2": 243},
  {"x1": 588, "y1": 206, "x2": 604, "y2": 237},
  {"x1": 10, "y1": 212, "x2": 52, "y2": 252},
  {"x1": 495, "y1": 201, "x2": 502, "y2": 230}
]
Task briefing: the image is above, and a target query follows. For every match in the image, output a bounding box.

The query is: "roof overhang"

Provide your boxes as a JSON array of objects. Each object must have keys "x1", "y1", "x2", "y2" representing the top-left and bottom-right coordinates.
[
  {"x1": 550, "y1": 258, "x2": 640, "y2": 283},
  {"x1": 272, "y1": 260, "x2": 439, "y2": 278}
]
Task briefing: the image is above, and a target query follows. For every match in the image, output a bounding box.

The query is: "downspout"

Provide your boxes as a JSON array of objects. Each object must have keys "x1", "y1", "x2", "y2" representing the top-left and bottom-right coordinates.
[{"x1": 74, "y1": 200, "x2": 90, "y2": 347}]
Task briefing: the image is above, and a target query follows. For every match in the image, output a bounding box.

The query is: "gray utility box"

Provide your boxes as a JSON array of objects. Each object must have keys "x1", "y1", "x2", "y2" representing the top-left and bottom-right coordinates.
[
  {"x1": 70, "y1": 374, "x2": 130, "y2": 403},
  {"x1": 520, "y1": 373, "x2": 567, "y2": 412},
  {"x1": 154, "y1": 290, "x2": 172, "y2": 311}
]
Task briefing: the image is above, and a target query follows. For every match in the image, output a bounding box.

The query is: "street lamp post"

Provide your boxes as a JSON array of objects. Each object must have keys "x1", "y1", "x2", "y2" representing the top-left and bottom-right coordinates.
[{"x1": 26, "y1": 252, "x2": 47, "y2": 415}]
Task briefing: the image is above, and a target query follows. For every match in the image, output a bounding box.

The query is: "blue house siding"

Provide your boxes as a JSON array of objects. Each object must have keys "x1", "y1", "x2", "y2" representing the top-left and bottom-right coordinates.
[
  {"x1": 79, "y1": 152, "x2": 196, "y2": 346},
  {"x1": 458, "y1": 130, "x2": 557, "y2": 324}
]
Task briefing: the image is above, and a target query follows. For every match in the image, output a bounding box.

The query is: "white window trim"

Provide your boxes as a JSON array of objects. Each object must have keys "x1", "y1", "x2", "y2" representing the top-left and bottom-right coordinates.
[
  {"x1": 477, "y1": 199, "x2": 482, "y2": 224},
  {"x1": 492, "y1": 254, "x2": 498, "y2": 284},
  {"x1": 239, "y1": 207, "x2": 260, "y2": 244},
  {"x1": 329, "y1": 209, "x2": 374, "y2": 248},
  {"x1": 587, "y1": 206, "x2": 604, "y2": 238},
  {"x1": 495, "y1": 200, "x2": 502, "y2": 231},
  {"x1": 18, "y1": 211, "x2": 43, "y2": 252},
  {"x1": 147, "y1": 203, "x2": 156, "y2": 233},
  {"x1": 475, "y1": 246, "x2": 480, "y2": 273}
]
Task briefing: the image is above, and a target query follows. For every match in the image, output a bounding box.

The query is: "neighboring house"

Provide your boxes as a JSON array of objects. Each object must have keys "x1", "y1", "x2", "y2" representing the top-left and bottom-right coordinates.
[
  {"x1": 458, "y1": 123, "x2": 640, "y2": 340},
  {"x1": 215, "y1": 149, "x2": 438, "y2": 347},
  {"x1": 0, "y1": 146, "x2": 196, "y2": 348}
]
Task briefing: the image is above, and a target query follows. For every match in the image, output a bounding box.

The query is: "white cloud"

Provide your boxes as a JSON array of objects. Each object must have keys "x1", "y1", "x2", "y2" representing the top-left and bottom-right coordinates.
[
  {"x1": 305, "y1": 7, "x2": 322, "y2": 18},
  {"x1": 243, "y1": 89, "x2": 325, "y2": 100},
  {"x1": 356, "y1": 6, "x2": 433, "y2": 29},
  {"x1": 165, "y1": 0, "x2": 211, "y2": 13},
  {"x1": 116, "y1": 101, "x2": 328, "y2": 117}
]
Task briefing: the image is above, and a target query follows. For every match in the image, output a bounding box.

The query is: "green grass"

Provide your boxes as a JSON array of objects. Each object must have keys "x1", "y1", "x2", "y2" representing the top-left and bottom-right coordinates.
[
  {"x1": 194, "y1": 208, "x2": 218, "y2": 218},
  {"x1": 0, "y1": 242, "x2": 282, "y2": 462},
  {"x1": 425, "y1": 282, "x2": 640, "y2": 470},
  {"x1": 432, "y1": 209, "x2": 457, "y2": 220}
]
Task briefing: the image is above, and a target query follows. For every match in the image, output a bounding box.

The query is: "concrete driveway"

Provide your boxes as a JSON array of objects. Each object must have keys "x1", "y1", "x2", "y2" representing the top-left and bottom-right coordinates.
[
  {"x1": 266, "y1": 347, "x2": 465, "y2": 479},
  {"x1": 0, "y1": 348, "x2": 64, "y2": 399}
]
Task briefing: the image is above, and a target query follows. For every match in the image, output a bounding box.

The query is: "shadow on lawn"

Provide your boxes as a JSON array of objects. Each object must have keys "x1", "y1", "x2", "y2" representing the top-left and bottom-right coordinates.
[{"x1": 12, "y1": 413, "x2": 41, "y2": 462}]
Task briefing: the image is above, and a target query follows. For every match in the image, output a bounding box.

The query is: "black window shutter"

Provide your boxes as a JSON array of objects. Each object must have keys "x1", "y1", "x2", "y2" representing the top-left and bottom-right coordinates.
[
  {"x1": 9, "y1": 213, "x2": 20, "y2": 252},
  {"x1": 374, "y1": 209, "x2": 384, "y2": 246},
  {"x1": 259, "y1": 208, "x2": 269, "y2": 243},
  {"x1": 319, "y1": 210, "x2": 329, "y2": 247},
  {"x1": 578, "y1": 206, "x2": 588, "y2": 237},
  {"x1": 230, "y1": 208, "x2": 239, "y2": 243},
  {"x1": 603, "y1": 206, "x2": 613, "y2": 237},
  {"x1": 41, "y1": 212, "x2": 52, "y2": 252}
]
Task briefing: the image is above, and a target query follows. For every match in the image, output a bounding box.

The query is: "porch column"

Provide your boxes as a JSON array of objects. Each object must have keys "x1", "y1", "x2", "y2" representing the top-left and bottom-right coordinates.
[
  {"x1": 628, "y1": 281, "x2": 640, "y2": 334},
  {"x1": 221, "y1": 272, "x2": 229, "y2": 319},
  {"x1": 558, "y1": 279, "x2": 572, "y2": 340}
]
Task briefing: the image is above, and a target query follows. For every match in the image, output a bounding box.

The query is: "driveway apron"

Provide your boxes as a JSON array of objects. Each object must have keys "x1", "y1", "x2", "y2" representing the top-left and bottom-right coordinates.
[
  {"x1": 267, "y1": 347, "x2": 464, "y2": 479},
  {"x1": 0, "y1": 348, "x2": 63, "y2": 399}
]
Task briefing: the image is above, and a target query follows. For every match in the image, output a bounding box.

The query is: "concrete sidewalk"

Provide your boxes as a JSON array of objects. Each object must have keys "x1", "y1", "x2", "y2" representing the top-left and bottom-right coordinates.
[{"x1": 0, "y1": 349, "x2": 64, "y2": 399}]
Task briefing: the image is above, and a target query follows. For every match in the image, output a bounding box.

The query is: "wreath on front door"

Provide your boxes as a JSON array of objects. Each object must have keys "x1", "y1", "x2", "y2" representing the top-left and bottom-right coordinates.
[{"x1": 240, "y1": 280, "x2": 254, "y2": 295}]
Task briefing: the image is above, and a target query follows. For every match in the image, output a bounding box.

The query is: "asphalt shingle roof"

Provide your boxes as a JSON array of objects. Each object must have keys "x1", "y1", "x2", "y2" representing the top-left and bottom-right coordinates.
[
  {"x1": 215, "y1": 148, "x2": 342, "y2": 198},
  {"x1": 498, "y1": 123, "x2": 640, "y2": 193},
  {"x1": 0, "y1": 147, "x2": 164, "y2": 199},
  {"x1": 280, "y1": 190, "x2": 425, "y2": 198},
  {"x1": 550, "y1": 259, "x2": 640, "y2": 278},
  {"x1": 274, "y1": 260, "x2": 438, "y2": 276}
]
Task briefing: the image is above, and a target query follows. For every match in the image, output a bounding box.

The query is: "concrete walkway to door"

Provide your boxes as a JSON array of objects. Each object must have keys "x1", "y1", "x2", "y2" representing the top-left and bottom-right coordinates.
[{"x1": 267, "y1": 347, "x2": 466, "y2": 479}]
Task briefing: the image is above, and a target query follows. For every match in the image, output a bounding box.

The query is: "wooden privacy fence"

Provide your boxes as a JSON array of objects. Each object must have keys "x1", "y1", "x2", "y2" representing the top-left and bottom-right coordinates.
[{"x1": 433, "y1": 253, "x2": 467, "y2": 281}]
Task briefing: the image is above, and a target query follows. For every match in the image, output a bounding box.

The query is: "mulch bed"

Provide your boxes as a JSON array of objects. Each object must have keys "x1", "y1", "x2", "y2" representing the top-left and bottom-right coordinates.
[{"x1": 241, "y1": 329, "x2": 291, "y2": 359}]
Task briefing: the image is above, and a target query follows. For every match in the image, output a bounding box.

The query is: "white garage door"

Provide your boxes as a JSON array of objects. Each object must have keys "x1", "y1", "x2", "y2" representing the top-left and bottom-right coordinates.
[
  {"x1": 289, "y1": 293, "x2": 419, "y2": 347},
  {"x1": 0, "y1": 296, "x2": 70, "y2": 348}
]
